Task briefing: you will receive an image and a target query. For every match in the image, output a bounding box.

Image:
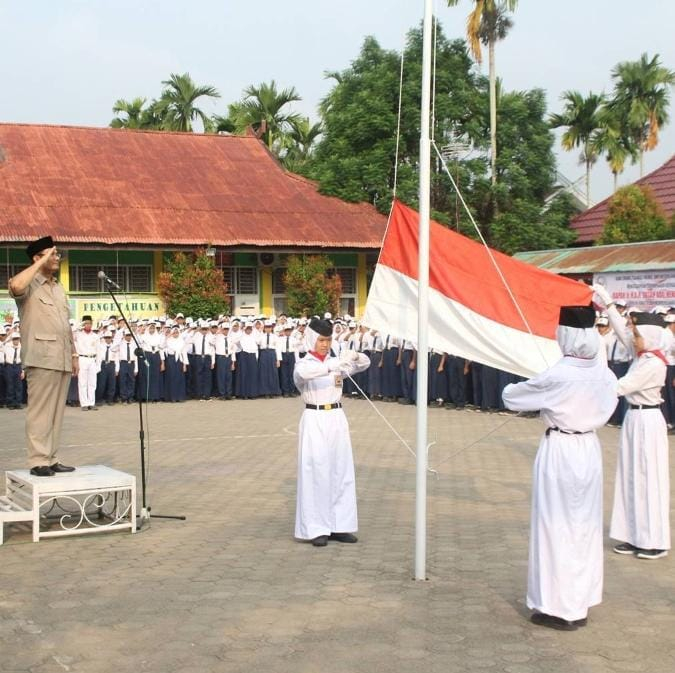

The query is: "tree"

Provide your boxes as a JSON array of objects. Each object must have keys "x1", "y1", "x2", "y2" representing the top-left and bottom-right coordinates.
[
  {"x1": 447, "y1": 0, "x2": 518, "y2": 187},
  {"x1": 158, "y1": 249, "x2": 231, "y2": 317},
  {"x1": 549, "y1": 90, "x2": 605, "y2": 207},
  {"x1": 309, "y1": 29, "x2": 486, "y2": 212},
  {"x1": 599, "y1": 185, "x2": 673, "y2": 244},
  {"x1": 490, "y1": 193, "x2": 577, "y2": 254},
  {"x1": 155, "y1": 73, "x2": 220, "y2": 132},
  {"x1": 283, "y1": 255, "x2": 342, "y2": 317},
  {"x1": 227, "y1": 80, "x2": 302, "y2": 153},
  {"x1": 607, "y1": 53, "x2": 675, "y2": 175},
  {"x1": 110, "y1": 97, "x2": 150, "y2": 129},
  {"x1": 281, "y1": 117, "x2": 323, "y2": 172},
  {"x1": 589, "y1": 108, "x2": 636, "y2": 193}
]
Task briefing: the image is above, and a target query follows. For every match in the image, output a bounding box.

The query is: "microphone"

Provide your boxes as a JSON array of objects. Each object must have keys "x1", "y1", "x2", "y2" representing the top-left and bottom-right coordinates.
[{"x1": 98, "y1": 270, "x2": 121, "y2": 290}]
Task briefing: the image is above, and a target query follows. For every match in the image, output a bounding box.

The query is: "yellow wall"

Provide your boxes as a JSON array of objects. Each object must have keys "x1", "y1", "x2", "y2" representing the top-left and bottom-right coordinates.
[
  {"x1": 356, "y1": 253, "x2": 368, "y2": 318},
  {"x1": 59, "y1": 252, "x2": 70, "y2": 292},
  {"x1": 260, "y1": 267, "x2": 273, "y2": 315},
  {"x1": 153, "y1": 251, "x2": 163, "y2": 290}
]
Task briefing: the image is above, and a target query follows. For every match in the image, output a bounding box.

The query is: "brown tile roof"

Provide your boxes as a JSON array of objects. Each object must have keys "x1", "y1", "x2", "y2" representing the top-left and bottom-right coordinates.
[
  {"x1": 0, "y1": 123, "x2": 387, "y2": 249},
  {"x1": 571, "y1": 154, "x2": 675, "y2": 243}
]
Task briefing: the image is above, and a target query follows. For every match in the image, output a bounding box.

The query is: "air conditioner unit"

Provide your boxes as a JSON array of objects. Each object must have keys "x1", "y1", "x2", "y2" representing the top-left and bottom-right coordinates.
[{"x1": 258, "y1": 252, "x2": 277, "y2": 267}]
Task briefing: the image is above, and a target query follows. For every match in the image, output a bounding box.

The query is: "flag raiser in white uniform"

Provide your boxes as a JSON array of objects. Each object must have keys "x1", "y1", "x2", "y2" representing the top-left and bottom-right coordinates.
[
  {"x1": 502, "y1": 308, "x2": 618, "y2": 623},
  {"x1": 293, "y1": 323, "x2": 370, "y2": 541}
]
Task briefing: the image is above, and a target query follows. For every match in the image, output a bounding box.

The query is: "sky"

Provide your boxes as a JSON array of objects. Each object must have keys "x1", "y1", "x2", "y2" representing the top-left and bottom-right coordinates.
[{"x1": 1, "y1": 0, "x2": 674, "y2": 205}]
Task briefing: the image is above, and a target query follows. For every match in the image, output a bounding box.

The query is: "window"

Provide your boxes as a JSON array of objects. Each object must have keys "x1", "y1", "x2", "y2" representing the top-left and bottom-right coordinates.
[
  {"x1": 221, "y1": 267, "x2": 258, "y2": 295},
  {"x1": 0, "y1": 264, "x2": 28, "y2": 290},
  {"x1": 272, "y1": 267, "x2": 287, "y2": 294},
  {"x1": 327, "y1": 268, "x2": 356, "y2": 294},
  {"x1": 69, "y1": 265, "x2": 153, "y2": 293}
]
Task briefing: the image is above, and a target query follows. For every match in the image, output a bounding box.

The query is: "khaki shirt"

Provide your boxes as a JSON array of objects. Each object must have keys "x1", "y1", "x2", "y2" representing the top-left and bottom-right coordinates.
[{"x1": 10, "y1": 274, "x2": 74, "y2": 372}]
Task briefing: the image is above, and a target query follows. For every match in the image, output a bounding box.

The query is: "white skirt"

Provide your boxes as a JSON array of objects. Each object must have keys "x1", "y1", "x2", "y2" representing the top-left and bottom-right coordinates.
[
  {"x1": 610, "y1": 408, "x2": 671, "y2": 550},
  {"x1": 295, "y1": 408, "x2": 358, "y2": 540},
  {"x1": 527, "y1": 431, "x2": 604, "y2": 621}
]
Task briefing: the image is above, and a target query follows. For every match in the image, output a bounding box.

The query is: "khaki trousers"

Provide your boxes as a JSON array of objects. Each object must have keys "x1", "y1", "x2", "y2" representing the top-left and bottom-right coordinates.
[{"x1": 25, "y1": 367, "x2": 71, "y2": 468}]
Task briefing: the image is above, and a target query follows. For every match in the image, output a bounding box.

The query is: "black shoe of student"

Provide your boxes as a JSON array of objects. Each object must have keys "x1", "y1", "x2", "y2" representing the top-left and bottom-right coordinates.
[
  {"x1": 50, "y1": 463, "x2": 76, "y2": 473},
  {"x1": 329, "y1": 532, "x2": 358, "y2": 543},
  {"x1": 311, "y1": 535, "x2": 329, "y2": 547},
  {"x1": 573, "y1": 617, "x2": 588, "y2": 627},
  {"x1": 530, "y1": 612, "x2": 578, "y2": 631},
  {"x1": 613, "y1": 542, "x2": 637, "y2": 555},
  {"x1": 89, "y1": 406, "x2": 98, "y2": 411},
  {"x1": 30, "y1": 466, "x2": 54, "y2": 477}
]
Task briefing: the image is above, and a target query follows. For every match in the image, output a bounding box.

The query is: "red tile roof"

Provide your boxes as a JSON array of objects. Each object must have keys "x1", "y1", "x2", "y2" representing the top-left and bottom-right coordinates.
[
  {"x1": 0, "y1": 123, "x2": 387, "y2": 249},
  {"x1": 571, "y1": 154, "x2": 675, "y2": 243}
]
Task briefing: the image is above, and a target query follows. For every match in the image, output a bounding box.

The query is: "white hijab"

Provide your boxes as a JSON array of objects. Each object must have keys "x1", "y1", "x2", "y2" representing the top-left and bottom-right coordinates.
[{"x1": 556, "y1": 325, "x2": 600, "y2": 359}]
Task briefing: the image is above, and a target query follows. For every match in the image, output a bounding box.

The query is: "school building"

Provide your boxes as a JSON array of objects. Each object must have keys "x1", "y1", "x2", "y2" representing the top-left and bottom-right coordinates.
[{"x1": 0, "y1": 123, "x2": 387, "y2": 322}]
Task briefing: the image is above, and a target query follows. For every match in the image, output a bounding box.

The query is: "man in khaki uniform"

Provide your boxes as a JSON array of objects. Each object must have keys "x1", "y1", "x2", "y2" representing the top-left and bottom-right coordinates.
[{"x1": 9, "y1": 236, "x2": 79, "y2": 476}]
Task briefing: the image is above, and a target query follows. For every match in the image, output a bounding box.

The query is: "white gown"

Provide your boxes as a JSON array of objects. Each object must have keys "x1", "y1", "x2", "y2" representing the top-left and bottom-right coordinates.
[
  {"x1": 605, "y1": 306, "x2": 670, "y2": 551},
  {"x1": 293, "y1": 352, "x2": 370, "y2": 540},
  {"x1": 503, "y1": 352, "x2": 617, "y2": 621}
]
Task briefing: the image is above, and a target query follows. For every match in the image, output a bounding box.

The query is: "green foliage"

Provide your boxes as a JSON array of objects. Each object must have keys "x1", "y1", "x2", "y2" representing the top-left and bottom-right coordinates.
[
  {"x1": 283, "y1": 255, "x2": 342, "y2": 317},
  {"x1": 491, "y1": 194, "x2": 577, "y2": 254},
  {"x1": 308, "y1": 28, "x2": 487, "y2": 213},
  {"x1": 607, "y1": 53, "x2": 675, "y2": 161},
  {"x1": 158, "y1": 249, "x2": 230, "y2": 318},
  {"x1": 599, "y1": 185, "x2": 673, "y2": 244},
  {"x1": 109, "y1": 73, "x2": 220, "y2": 132},
  {"x1": 308, "y1": 27, "x2": 560, "y2": 250},
  {"x1": 226, "y1": 80, "x2": 302, "y2": 152}
]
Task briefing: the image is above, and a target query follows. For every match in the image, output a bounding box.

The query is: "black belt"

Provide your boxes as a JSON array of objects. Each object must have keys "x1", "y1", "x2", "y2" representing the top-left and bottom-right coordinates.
[
  {"x1": 305, "y1": 403, "x2": 342, "y2": 411},
  {"x1": 546, "y1": 427, "x2": 591, "y2": 436},
  {"x1": 79, "y1": 354, "x2": 96, "y2": 358},
  {"x1": 629, "y1": 404, "x2": 660, "y2": 410}
]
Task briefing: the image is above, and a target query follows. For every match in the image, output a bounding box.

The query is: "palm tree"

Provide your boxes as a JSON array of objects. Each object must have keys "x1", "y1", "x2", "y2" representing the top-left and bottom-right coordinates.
[
  {"x1": 228, "y1": 80, "x2": 302, "y2": 152},
  {"x1": 550, "y1": 90, "x2": 605, "y2": 207},
  {"x1": 607, "y1": 53, "x2": 675, "y2": 175},
  {"x1": 156, "y1": 73, "x2": 220, "y2": 132},
  {"x1": 281, "y1": 117, "x2": 323, "y2": 171},
  {"x1": 589, "y1": 109, "x2": 636, "y2": 193},
  {"x1": 448, "y1": 1, "x2": 518, "y2": 187},
  {"x1": 110, "y1": 97, "x2": 149, "y2": 129}
]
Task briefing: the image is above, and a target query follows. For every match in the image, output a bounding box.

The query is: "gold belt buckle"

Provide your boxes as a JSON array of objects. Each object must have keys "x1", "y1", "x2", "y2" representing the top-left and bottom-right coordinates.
[{"x1": 323, "y1": 404, "x2": 332, "y2": 410}]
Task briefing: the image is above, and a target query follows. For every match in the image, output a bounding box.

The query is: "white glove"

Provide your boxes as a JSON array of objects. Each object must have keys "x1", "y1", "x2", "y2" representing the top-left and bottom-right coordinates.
[
  {"x1": 327, "y1": 359, "x2": 343, "y2": 372},
  {"x1": 591, "y1": 284, "x2": 612, "y2": 307},
  {"x1": 340, "y1": 349, "x2": 359, "y2": 363}
]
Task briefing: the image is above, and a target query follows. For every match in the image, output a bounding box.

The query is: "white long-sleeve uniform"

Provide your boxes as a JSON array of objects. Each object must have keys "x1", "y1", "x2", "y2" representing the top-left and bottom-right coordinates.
[
  {"x1": 606, "y1": 306, "x2": 670, "y2": 551},
  {"x1": 502, "y1": 354, "x2": 617, "y2": 622},
  {"x1": 293, "y1": 352, "x2": 370, "y2": 540}
]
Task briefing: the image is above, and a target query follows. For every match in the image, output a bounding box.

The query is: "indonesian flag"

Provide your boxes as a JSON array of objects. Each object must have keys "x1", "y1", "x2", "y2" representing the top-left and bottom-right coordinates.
[{"x1": 363, "y1": 200, "x2": 593, "y2": 378}]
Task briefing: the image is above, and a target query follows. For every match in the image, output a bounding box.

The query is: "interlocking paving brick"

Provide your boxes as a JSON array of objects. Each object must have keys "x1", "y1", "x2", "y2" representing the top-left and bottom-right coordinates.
[{"x1": 0, "y1": 399, "x2": 673, "y2": 672}]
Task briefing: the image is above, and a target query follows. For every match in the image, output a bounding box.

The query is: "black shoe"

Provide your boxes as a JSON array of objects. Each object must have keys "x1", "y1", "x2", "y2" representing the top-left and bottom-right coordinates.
[
  {"x1": 81, "y1": 406, "x2": 89, "y2": 411},
  {"x1": 530, "y1": 612, "x2": 578, "y2": 631},
  {"x1": 636, "y1": 548, "x2": 668, "y2": 560},
  {"x1": 573, "y1": 617, "x2": 588, "y2": 627},
  {"x1": 311, "y1": 535, "x2": 329, "y2": 547},
  {"x1": 30, "y1": 466, "x2": 54, "y2": 477},
  {"x1": 89, "y1": 406, "x2": 98, "y2": 411},
  {"x1": 613, "y1": 542, "x2": 637, "y2": 555},
  {"x1": 50, "y1": 463, "x2": 76, "y2": 473},
  {"x1": 329, "y1": 532, "x2": 358, "y2": 543}
]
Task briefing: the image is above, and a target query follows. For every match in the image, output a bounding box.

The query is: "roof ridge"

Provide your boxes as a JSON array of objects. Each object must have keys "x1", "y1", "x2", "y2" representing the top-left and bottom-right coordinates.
[{"x1": 0, "y1": 121, "x2": 257, "y2": 141}]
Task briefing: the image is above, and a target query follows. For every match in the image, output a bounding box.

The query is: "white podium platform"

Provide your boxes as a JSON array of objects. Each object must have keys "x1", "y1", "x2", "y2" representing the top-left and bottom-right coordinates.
[{"x1": 0, "y1": 465, "x2": 136, "y2": 544}]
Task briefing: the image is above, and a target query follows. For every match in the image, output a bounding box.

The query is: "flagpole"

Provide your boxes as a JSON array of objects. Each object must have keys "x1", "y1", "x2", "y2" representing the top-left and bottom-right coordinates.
[{"x1": 415, "y1": 0, "x2": 433, "y2": 581}]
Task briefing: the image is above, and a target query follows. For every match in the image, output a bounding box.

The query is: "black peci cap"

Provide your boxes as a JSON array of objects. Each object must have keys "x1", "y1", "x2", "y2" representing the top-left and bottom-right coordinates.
[
  {"x1": 308, "y1": 318, "x2": 333, "y2": 337},
  {"x1": 631, "y1": 312, "x2": 666, "y2": 327},
  {"x1": 559, "y1": 305, "x2": 596, "y2": 329},
  {"x1": 26, "y1": 236, "x2": 54, "y2": 260}
]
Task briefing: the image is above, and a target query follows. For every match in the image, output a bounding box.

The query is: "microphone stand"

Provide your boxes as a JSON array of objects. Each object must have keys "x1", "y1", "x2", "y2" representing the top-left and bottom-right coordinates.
[{"x1": 101, "y1": 278, "x2": 186, "y2": 528}]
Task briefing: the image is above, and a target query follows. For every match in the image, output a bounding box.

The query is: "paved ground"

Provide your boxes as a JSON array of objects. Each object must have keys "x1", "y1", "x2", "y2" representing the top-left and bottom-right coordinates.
[{"x1": 0, "y1": 397, "x2": 673, "y2": 673}]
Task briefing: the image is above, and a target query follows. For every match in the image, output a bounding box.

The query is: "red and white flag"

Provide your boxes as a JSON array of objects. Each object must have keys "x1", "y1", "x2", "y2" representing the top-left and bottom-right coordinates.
[{"x1": 363, "y1": 200, "x2": 593, "y2": 378}]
